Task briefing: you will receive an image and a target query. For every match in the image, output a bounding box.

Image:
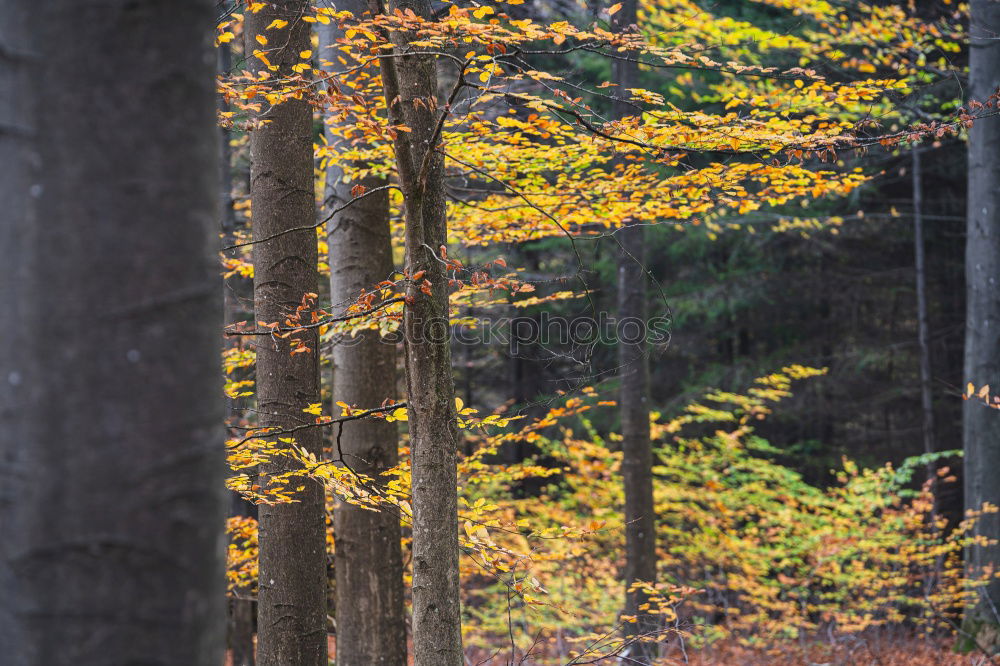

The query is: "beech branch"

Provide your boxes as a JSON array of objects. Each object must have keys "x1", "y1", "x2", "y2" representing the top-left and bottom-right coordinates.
[
  {"x1": 221, "y1": 183, "x2": 400, "y2": 251},
  {"x1": 230, "y1": 402, "x2": 407, "y2": 448},
  {"x1": 224, "y1": 296, "x2": 405, "y2": 336}
]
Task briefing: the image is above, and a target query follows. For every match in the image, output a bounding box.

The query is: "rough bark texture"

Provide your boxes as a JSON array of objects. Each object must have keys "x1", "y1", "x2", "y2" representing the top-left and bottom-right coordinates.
[
  {"x1": 246, "y1": 5, "x2": 327, "y2": 665},
  {"x1": 912, "y1": 147, "x2": 937, "y2": 485},
  {"x1": 371, "y1": 0, "x2": 465, "y2": 662},
  {"x1": 318, "y1": 16, "x2": 408, "y2": 666},
  {"x1": 964, "y1": 0, "x2": 1000, "y2": 646},
  {"x1": 0, "y1": 1, "x2": 226, "y2": 664},
  {"x1": 613, "y1": 0, "x2": 658, "y2": 660}
]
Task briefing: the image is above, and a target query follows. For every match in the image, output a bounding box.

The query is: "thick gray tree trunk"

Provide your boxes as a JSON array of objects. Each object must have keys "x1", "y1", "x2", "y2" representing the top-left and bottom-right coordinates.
[
  {"x1": 613, "y1": 0, "x2": 658, "y2": 661},
  {"x1": 0, "y1": 1, "x2": 226, "y2": 664},
  {"x1": 318, "y1": 16, "x2": 407, "y2": 666},
  {"x1": 246, "y1": 4, "x2": 327, "y2": 665},
  {"x1": 370, "y1": 0, "x2": 464, "y2": 661},
  {"x1": 964, "y1": 0, "x2": 1000, "y2": 647}
]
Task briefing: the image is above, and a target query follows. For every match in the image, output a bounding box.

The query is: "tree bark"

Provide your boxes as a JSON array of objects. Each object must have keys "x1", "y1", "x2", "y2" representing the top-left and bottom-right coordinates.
[
  {"x1": 912, "y1": 147, "x2": 937, "y2": 487},
  {"x1": 0, "y1": 1, "x2": 226, "y2": 664},
  {"x1": 246, "y1": 5, "x2": 328, "y2": 665},
  {"x1": 613, "y1": 0, "x2": 658, "y2": 661},
  {"x1": 964, "y1": 0, "x2": 1000, "y2": 646},
  {"x1": 370, "y1": 0, "x2": 464, "y2": 662},
  {"x1": 319, "y1": 16, "x2": 408, "y2": 666}
]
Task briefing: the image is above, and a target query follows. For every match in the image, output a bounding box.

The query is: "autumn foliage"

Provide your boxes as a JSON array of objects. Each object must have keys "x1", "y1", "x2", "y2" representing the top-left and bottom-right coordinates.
[{"x1": 214, "y1": 0, "x2": 1000, "y2": 662}]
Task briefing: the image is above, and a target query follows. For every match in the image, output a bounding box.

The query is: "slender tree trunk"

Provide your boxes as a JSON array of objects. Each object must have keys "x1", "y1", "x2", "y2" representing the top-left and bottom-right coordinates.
[
  {"x1": 0, "y1": 1, "x2": 226, "y2": 664},
  {"x1": 370, "y1": 0, "x2": 464, "y2": 662},
  {"x1": 617, "y1": 225, "x2": 657, "y2": 656},
  {"x1": 219, "y1": 15, "x2": 258, "y2": 665},
  {"x1": 229, "y1": 485, "x2": 258, "y2": 666},
  {"x1": 246, "y1": 5, "x2": 327, "y2": 665},
  {"x1": 912, "y1": 147, "x2": 937, "y2": 487},
  {"x1": 963, "y1": 0, "x2": 1000, "y2": 646},
  {"x1": 613, "y1": 0, "x2": 658, "y2": 661},
  {"x1": 318, "y1": 17, "x2": 407, "y2": 666}
]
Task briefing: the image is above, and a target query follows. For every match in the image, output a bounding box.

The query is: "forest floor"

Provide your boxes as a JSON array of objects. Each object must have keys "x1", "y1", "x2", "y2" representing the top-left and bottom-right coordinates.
[
  {"x1": 461, "y1": 635, "x2": 995, "y2": 665},
  {"x1": 655, "y1": 637, "x2": 995, "y2": 665},
  {"x1": 224, "y1": 634, "x2": 998, "y2": 665}
]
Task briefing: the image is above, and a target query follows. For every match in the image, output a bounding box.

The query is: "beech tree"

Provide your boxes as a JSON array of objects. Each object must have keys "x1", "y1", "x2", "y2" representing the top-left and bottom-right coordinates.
[
  {"x1": 0, "y1": 1, "x2": 226, "y2": 663},
  {"x1": 612, "y1": 0, "x2": 658, "y2": 661},
  {"x1": 218, "y1": 11, "x2": 257, "y2": 663},
  {"x1": 912, "y1": 146, "x2": 937, "y2": 487},
  {"x1": 371, "y1": 0, "x2": 465, "y2": 661},
  {"x1": 964, "y1": 0, "x2": 1000, "y2": 643},
  {"x1": 245, "y1": 3, "x2": 327, "y2": 664},
  {"x1": 319, "y1": 13, "x2": 407, "y2": 665},
  {"x1": 216, "y1": 1, "x2": 999, "y2": 661}
]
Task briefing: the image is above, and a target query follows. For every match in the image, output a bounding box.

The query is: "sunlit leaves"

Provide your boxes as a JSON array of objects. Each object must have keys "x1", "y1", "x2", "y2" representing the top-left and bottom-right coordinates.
[
  {"x1": 965, "y1": 383, "x2": 1000, "y2": 410},
  {"x1": 215, "y1": 1, "x2": 994, "y2": 653}
]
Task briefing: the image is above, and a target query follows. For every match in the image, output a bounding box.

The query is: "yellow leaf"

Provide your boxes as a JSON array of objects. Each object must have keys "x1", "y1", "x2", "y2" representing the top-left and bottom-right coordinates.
[
  {"x1": 608, "y1": 2, "x2": 622, "y2": 15},
  {"x1": 978, "y1": 384, "x2": 991, "y2": 399},
  {"x1": 302, "y1": 403, "x2": 322, "y2": 416},
  {"x1": 967, "y1": 382, "x2": 975, "y2": 397},
  {"x1": 391, "y1": 407, "x2": 408, "y2": 422},
  {"x1": 266, "y1": 18, "x2": 288, "y2": 30},
  {"x1": 248, "y1": 1, "x2": 265, "y2": 12},
  {"x1": 255, "y1": 34, "x2": 268, "y2": 46},
  {"x1": 299, "y1": 49, "x2": 312, "y2": 59},
  {"x1": 216, "y1": 31, "x2": 235, "y2": 44},
  {"x1": 473, "y1": 5, "x2": 494, "y2": 19},
  {"x1": 252, "y1": 49, "x2": 272, "y2": 67}
]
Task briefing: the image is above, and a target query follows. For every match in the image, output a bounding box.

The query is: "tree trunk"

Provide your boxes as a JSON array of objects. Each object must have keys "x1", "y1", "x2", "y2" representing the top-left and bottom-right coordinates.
[
  {"x1": 370, "y1": 0, "x2": 464, "y2": 662},
  {"x1": 246, "y1": 5, "x2": 328, "y2": 665},
  {"x1": 318, "y1": 16, "x2": 408, "y2": 666},
  {"x1": 220, "y1": 14, "x2": 258, "y2": 664},
  {"x1": 0, "y1": 1, "x2": 226, "y2": 664},
  {"x1": 912, "y1": 147, "x2": 937, "y2": 486},
  {"x1": 963, "y1": 0, "x2": 1000, "y2": 647},
  {"x1": 229, "y1": 490, "x2": 258, "y2": 666},
  {"x1": 613, "y1": 0, "x2": 658, "y2": 661}
]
